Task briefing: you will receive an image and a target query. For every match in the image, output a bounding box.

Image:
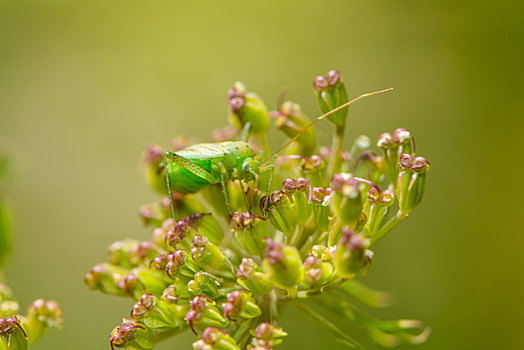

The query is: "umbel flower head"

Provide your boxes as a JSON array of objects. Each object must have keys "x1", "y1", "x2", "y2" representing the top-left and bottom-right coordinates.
[{"x1": 86, "y1": 70, "x2": 431, "y2": 349}]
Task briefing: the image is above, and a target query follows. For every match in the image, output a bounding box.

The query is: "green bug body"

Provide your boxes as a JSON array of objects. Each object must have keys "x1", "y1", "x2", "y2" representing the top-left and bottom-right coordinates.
[{"x1": 165, "y1": 141, "x2": 258, "y2": 194}]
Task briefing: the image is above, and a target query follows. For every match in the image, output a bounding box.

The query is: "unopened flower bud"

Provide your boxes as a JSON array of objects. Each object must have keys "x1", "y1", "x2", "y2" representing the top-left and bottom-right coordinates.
[
  {"x1": 300, "y1": 255, "x2": 334, "y2": 289},
  {"x1": 230, "y1": 212, "x2": 268, "y2": 256},
  {"x1": 187, "y1": 272, "x2": 222, "y2": 299},
  {"x1": 141, "y1": 143, "x2": 166, "y2": 194},
  {"x1": 273, "y1": 101, "x2": 317, "y2": 156},
  {"x1": 334, "y1": 228, "x2": 371, "y2": 278},
  {"x1": 223, "y1": 290, "x2": 261, "y2": 321},
  {"x1": 166, "y1": 250, "x2": 198, "y2": 281},
  {"x1": 27, "y1": 299, "x2": 63, "y2": 329},
  {"x1": 310, "y1": 187, "x2": 332, "y2": 232},
  {"x1": 85, "y1": 264, "x2": 129, "y2": 296},
  {"x1": 130, "y1": 293, "x2": 155, "y2": 321},
  {"x1": 191, "y1": 235, "x2": 226, "y2": 272},
  {"x1": 250, "y1": 322, "x2": 287, "y2": 349},
  {"x1": 108, "y1": 240, "x2": 158, "y2": 269},
  {"x1": 236, "y1": 258, "x2": 273, "y2": 296},
  {"x1": 398, "y1": 155, "x2": 430, "y2": 214},
  {"x1": 261, "y1": 191, "x2": 298, "y2": 238},
  {"x1": 109, "y1": 319, "x2": 153, "y2": 350},
  {"x1": 364, "y1": 189, "x2": 395, "y2": 236},
  {"x1": 162, "y1": 278, "x2": 191, "y2": 301},
  {"x1": 228, "y1": 82, "x2": 270, "y2": 137},
  {"x1": 193, "y1": 327, "x2": 240, "y2": 350},
  {"x1": 377, "y1": 132, "x2": 401, "y2": 186},
  {"x1": 281, "y1": 178, "x2": 313, "y2": 226},
  {"x1": 330, "y1": 173, "x2": 363, "y2": 230},
  {"x1": 313, "y1": 70, "x2": 349, "y2": 127},
  {"x1": 394, "y1": 128, "x2": 413, "y2": 156},
  {"x1": 165, "y1": 218, "x2": 197, "y2": 251},
  {"x1": 0, "y1": 316, "x2": 27, "y2": 349},
  {"x1": 263, "y1": 240, "x2": 301, "y2": 289},
  {"x1": 131, "y1": 293, "x2": 186, "y2": 329},
  {"x1": 185, "y1": 296, "x2": 227, "y2": 335}
]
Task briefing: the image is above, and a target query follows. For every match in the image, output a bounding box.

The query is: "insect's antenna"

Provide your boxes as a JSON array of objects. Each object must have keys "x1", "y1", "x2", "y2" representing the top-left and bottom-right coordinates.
[
  {"x1": 262, "y1": 88, "x2": 393, "y2": 166},
  {"x1": 163, "y1": 154, "x2": 178, "y2": 222}
]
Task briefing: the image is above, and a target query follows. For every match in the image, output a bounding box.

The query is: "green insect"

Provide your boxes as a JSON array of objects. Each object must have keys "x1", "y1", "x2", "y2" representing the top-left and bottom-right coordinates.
[{"x1": 162, "y1": 88, "x2": 393, "y2": 217}]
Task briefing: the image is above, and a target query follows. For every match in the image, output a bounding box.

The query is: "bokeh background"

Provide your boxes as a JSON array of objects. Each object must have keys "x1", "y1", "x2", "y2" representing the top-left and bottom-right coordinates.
[{"x1": 1, "y1": 0, "x2": 523, "y2": 349}]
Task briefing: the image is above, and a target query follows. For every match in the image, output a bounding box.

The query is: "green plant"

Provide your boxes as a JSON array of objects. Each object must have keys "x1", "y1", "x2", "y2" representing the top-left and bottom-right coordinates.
[{"x1": 86, "y1": 70, "x2": 431, "y2": 349}]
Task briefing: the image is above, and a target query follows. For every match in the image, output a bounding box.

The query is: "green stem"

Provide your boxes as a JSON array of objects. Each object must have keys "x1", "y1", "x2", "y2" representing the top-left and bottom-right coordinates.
[
  {"x1": 269, "y1": 290, "x2": 278, "y2": 324},
  {"x1": 369, "y1": 211, "x2": 408, "y2": 247},
  {"x1": 291, "y1": 301, "x2": 365, "y2": 349},
  {"x1": 327, "y1": 123, "x2": 346, "y2": 181}
]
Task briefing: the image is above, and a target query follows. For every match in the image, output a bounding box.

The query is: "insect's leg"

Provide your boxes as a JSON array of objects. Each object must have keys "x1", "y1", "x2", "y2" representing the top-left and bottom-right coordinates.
[
  {"x1": 261, "y1": 164, "x2": 275, "y2": 216},
  {"x1": 163, "y1": 155, "x2": 178, "y2": 222},
  {"x1": 165, "y1": 152, "x2": 218, "y2": 183},
  {"x1": 239, "y1": 121, "x2": 252, "y2": 142},
  {"x1": 217, "y1": 163, "x2": 232, "y2": 217}
]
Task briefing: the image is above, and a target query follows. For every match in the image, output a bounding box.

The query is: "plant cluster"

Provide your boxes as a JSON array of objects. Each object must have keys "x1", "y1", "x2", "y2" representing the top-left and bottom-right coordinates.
[
  {"x1": 86, "y1": 70, "x2": 431, "y2": 349},
  {"x1": 0, "y1": 142, "x2": 63, "y2": 349}
]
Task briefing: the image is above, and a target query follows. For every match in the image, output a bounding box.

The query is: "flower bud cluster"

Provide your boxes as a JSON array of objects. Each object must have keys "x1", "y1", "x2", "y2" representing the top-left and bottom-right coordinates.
[
  {"x1": 0, "y1": 283, "x2": 63, "y2": 348},
  {"x1": 87, "y1": 71, "x2": 431, "y2": 349}
]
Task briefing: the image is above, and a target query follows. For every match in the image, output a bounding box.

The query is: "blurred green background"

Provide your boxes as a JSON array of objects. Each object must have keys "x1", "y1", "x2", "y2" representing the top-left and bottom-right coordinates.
[{"x1": 1, "y1": 0, "x2": 522, "y2": 349}]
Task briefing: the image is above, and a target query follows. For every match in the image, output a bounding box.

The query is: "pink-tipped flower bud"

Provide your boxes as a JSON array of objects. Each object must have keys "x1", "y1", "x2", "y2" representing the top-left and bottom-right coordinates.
[
  {"x1": 236, "y1": 258, "x2": 273, "y2": 296},
  {"x1": 222, "y1": 290, "x2": 261, "y2": 321},
  {"x1": 261, "y1": 191, "x2": 298, "y2": 238},
  {"x1": 230, "y1": 212, "x2": 268, "y2": 256},
  {"x1": 334, "y1": 228, "x2": 371, "y2": 278},
  {"x1": 250, "y1": 322, "x2": 287, "y2": 349},
  {"x1": 262, "y1": 240, "x2": 301, "y2": 289},
  {"x1": 398, "y1": 155, "x2": 430, "y2": 214},
  {"x1": 109, "y1": 319, "x2": 150, "y2": 350},
  {"x1": 331, "y1": 173, "x2": 364, "y2": 230},
  {"x1": 273, "y1": 101, "x2": 317, "y2": 156},
  {"x1": 193, "y1": 327, "x2": 240, "y2": 350},
  {"x1": 300, "y1": 255, "x2": 334, "y2": 289},
  {"x1": 313, "y1": 70, "x2": 349, "y2": 127},
  {"x1": 228, "y1": 82, "x2": 270, "y2": 137},
  {"x1": 185, "y1": 296, "x2": 227, "y2": 335}
]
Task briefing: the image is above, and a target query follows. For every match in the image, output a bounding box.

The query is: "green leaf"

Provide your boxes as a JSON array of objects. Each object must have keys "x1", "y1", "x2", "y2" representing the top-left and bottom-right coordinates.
[
  {"x1": 291, "y1": 301, "x2": 365, "y2": 349},
  {"x1": 314, "y1": 294, "x2": 430, "y2": 347},
  {"x1": 338, "y1": 280, "x2": 391, "y2": 309}
]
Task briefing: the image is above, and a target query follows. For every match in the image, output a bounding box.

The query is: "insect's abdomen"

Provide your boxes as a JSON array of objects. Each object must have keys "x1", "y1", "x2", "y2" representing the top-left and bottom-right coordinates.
[
  {"x1": 165, "y1": 156, "x2": 219, "y2": 194},
  {"x1": 165, "y1": 141, "x2": 253, "y2": 194}
]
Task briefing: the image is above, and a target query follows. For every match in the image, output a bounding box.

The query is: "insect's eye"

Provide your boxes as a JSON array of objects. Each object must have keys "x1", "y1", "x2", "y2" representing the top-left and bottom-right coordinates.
[{"x1": 243, "y1": 159, "x2": 259, "y2": 174}]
